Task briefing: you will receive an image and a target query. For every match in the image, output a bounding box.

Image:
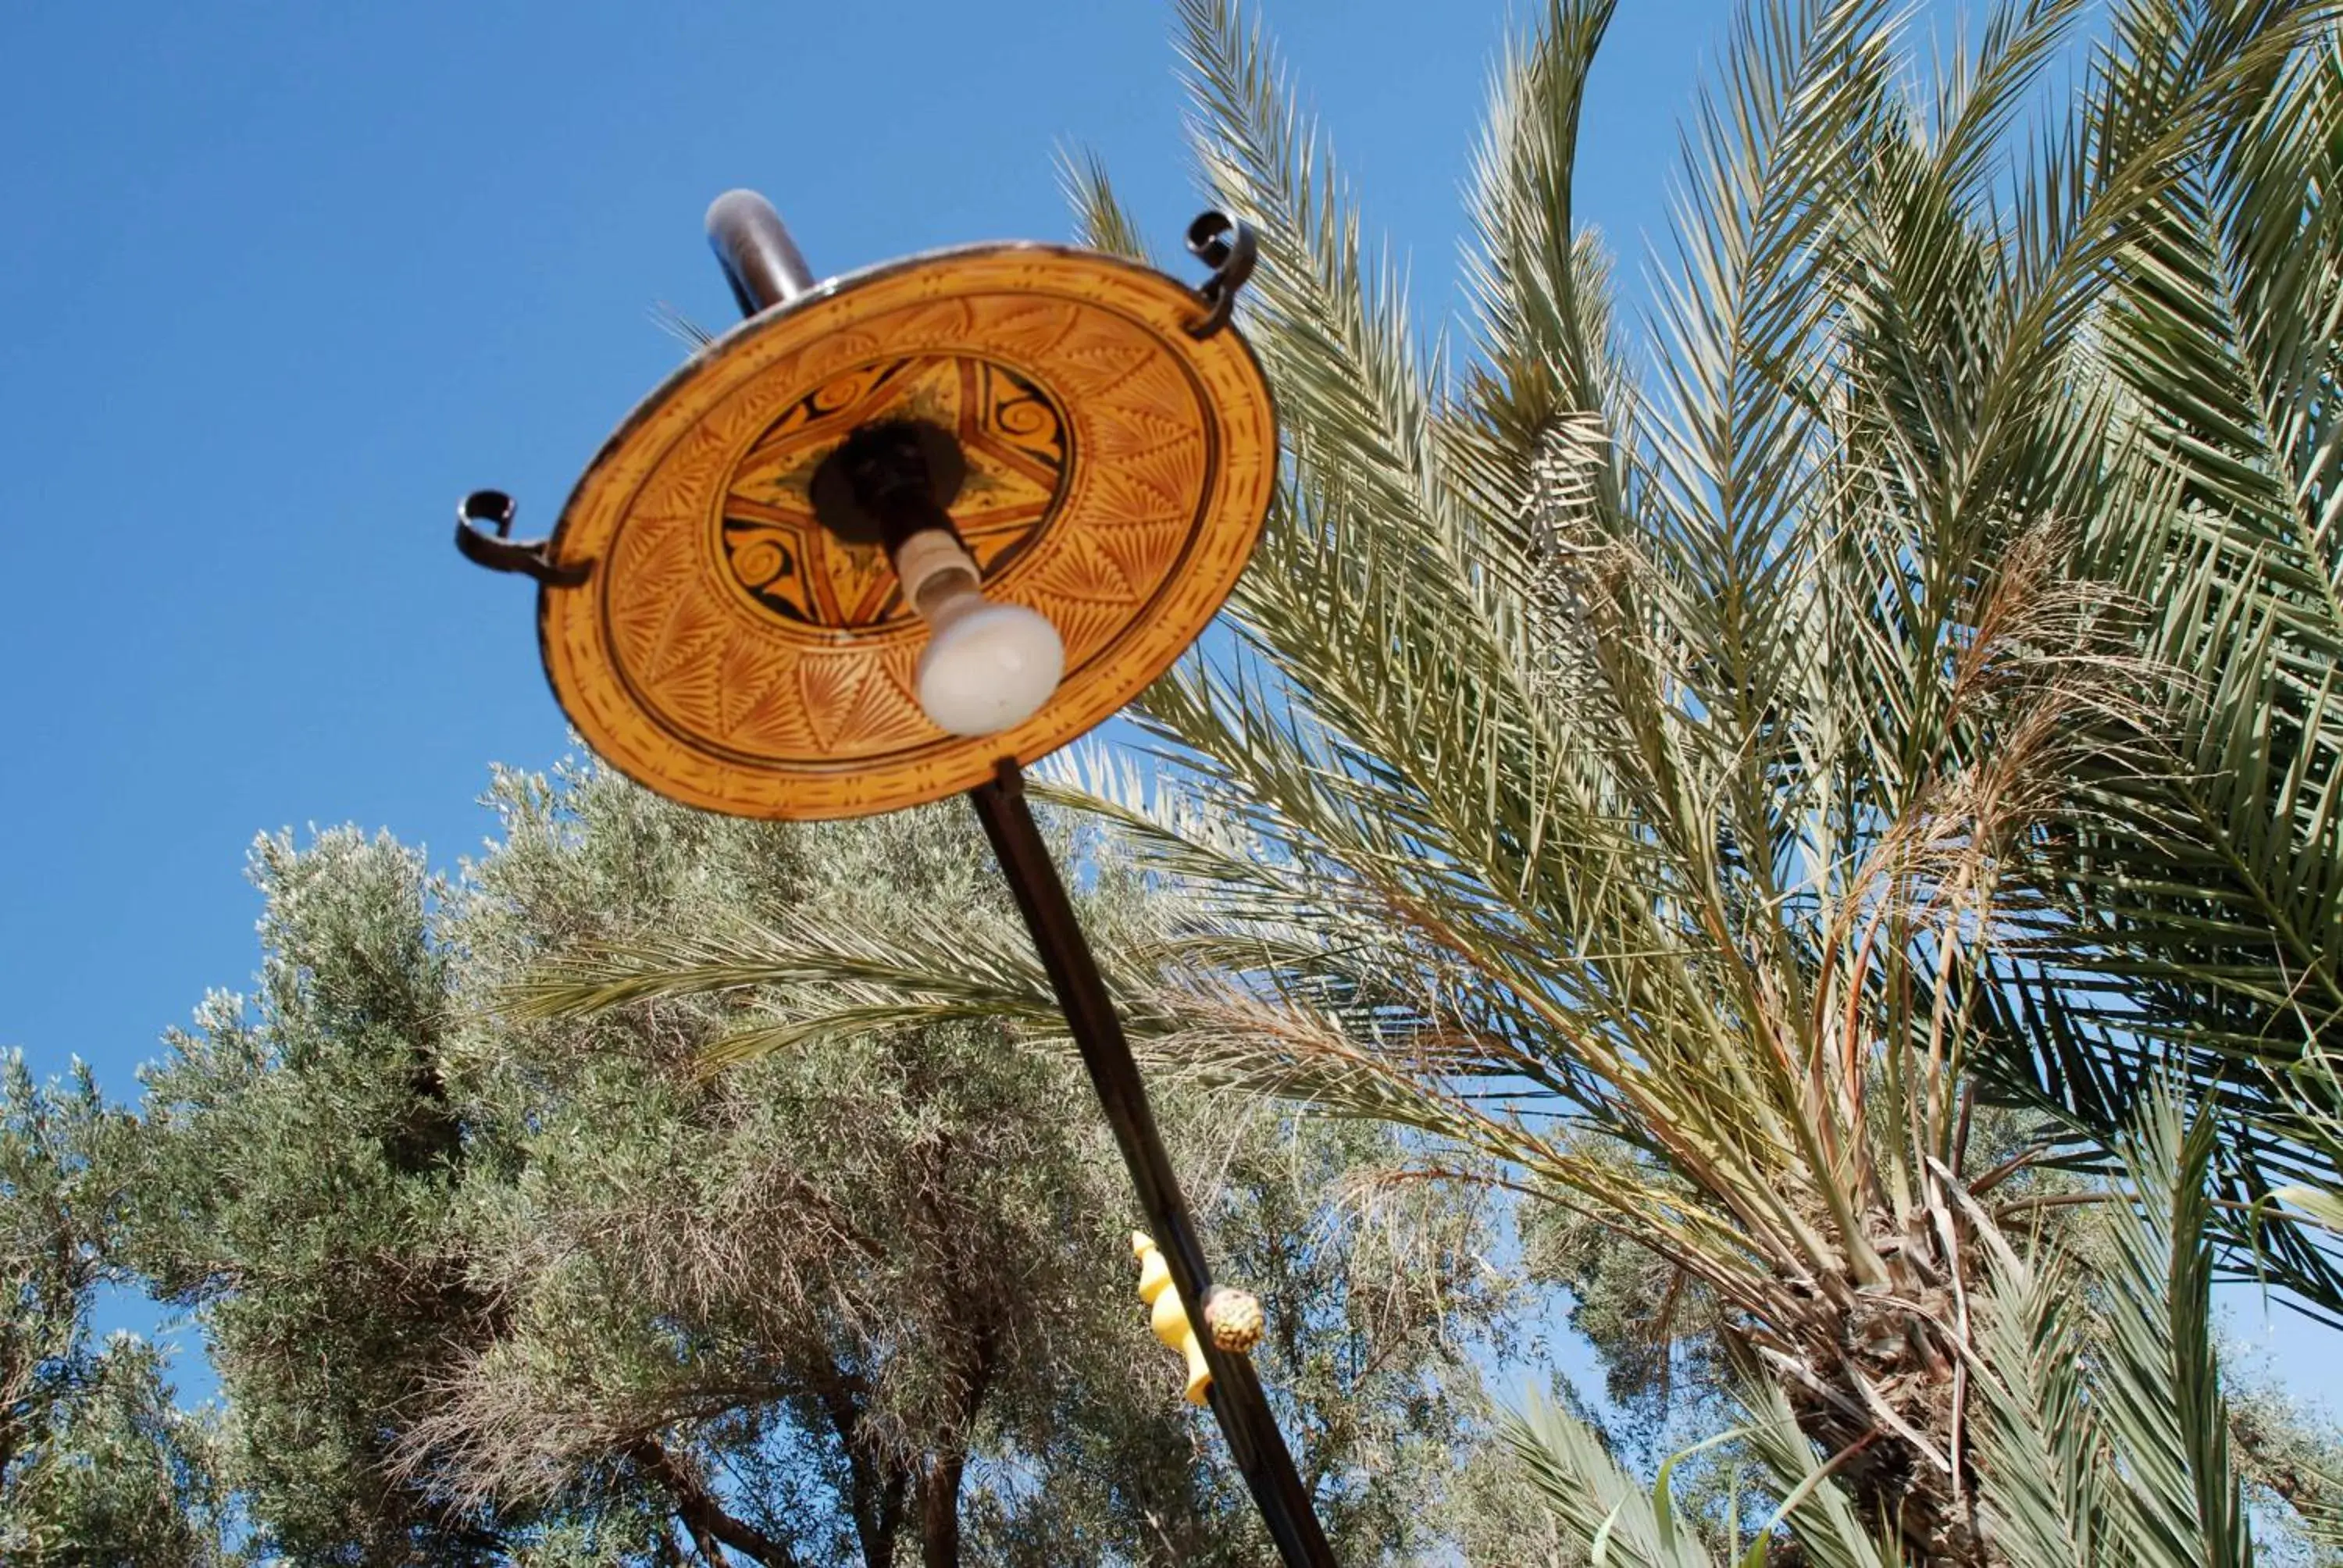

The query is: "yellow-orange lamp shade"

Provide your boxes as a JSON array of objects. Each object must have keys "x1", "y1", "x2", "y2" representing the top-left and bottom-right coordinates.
[{"x1": 529, "y1": 243, "x2": 1276, "y2": 821}]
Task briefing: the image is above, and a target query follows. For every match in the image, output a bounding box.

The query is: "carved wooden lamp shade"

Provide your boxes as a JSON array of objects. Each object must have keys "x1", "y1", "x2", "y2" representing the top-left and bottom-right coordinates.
[{"x1": 470, "y1": 229, "x2": 1273, "y2": 821}]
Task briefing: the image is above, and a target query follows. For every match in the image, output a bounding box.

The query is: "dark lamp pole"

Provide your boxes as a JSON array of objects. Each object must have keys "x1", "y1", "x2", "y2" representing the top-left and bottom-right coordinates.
[{"x1": 455, "y1": 190, "x2": 1336, "y2": 1564}]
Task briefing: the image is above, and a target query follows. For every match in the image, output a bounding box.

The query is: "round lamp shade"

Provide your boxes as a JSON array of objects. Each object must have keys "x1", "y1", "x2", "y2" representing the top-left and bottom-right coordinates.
[{"x1": 528, "y1": 243, "x2": 1275, "y2": 821}]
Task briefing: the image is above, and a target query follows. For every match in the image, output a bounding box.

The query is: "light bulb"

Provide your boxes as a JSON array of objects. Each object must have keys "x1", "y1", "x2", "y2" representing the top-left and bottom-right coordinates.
[{"x1": 897, "y1": 533, "x2": 1064, "y2": 736}]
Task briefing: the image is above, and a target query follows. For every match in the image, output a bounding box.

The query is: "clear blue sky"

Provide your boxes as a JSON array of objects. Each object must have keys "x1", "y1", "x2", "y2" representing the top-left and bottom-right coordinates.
[
  {"x1": 2, "y1": 0, "x2": 2327, "y2": 1419},
  {"x1": 0, "y1": 0, "x2": 1716, "y2": 1093}
]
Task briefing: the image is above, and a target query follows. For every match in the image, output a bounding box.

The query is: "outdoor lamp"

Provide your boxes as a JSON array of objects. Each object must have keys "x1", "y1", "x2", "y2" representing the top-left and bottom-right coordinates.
[{"x1": 455, "y1": 189, "x2": 1337, "y2": 1566}]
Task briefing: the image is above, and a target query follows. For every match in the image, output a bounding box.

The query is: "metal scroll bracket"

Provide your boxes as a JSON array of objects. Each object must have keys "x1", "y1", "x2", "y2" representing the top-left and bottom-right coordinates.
[
  {"x1": 1184, "y1": 211, "x2": 1258, "y2": 340},
  {"x1": 455, "y1": 490, "x2": 592, "y2": 588}
]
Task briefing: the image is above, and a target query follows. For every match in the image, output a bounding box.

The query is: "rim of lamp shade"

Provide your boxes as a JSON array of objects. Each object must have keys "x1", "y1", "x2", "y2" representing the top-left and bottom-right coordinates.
[{"x1": 529, "y1": 241, "x2": 1276, "y2": 821}]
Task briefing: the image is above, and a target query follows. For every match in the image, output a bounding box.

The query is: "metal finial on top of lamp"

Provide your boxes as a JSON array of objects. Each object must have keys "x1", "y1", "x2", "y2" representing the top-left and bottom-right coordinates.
[{"x1": 455, "y1": 192, "x2": 1335, "y2": 1568}]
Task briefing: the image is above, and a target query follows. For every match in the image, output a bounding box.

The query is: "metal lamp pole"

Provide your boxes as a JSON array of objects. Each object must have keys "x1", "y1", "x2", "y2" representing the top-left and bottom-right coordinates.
[{"x1": 706, "y1": 194, "x2": 1338, "y2": 1567}]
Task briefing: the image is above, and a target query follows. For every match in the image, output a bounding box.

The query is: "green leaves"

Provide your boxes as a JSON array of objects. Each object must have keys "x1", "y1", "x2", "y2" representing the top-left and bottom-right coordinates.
[
  {"x1": 1040, "y1": 0, "x2": 2343, "y2": 1553},
  {"x1": 2003, "y1": 4, "x2": 2343, "y2": 1313},
  {"x1": 2, "y1": 1055, "x2": 227, "y2": 1566},
  {"x1": 1970, "y1": 1092, "x2": 2263, "y2": 1568},
  {"x1": 137, "y1": 764, "x2": 1529, "y2": 1563},
  {"x1": 1496, "y1": 1384, "x2": 1899, "y2": 1568},
  {"x1": 1498, "y1": 1388, "x2": 1735, "y2": 1568},
  {"x1": 490, "y1": 0, "x2": 2343, "y2": 1556},
  {"x1": 1496, "y1": 1092, "x2": 2281, "y2": 1567}
]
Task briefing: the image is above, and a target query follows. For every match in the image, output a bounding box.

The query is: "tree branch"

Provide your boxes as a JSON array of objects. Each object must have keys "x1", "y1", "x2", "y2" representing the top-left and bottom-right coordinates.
[{"x1": 629, "y1": 1436, "x2": 800, "y2": 1568}]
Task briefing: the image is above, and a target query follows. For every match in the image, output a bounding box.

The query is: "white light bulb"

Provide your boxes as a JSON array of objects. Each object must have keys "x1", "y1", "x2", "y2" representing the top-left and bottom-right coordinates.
[{"x1": 900, "y1": 537, "x2": 1064, "y2": 736}]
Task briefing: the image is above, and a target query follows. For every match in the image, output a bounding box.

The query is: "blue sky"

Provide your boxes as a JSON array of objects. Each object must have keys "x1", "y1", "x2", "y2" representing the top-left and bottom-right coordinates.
[
  {"x1": 3, "y1": 0, "x2": 2331, "y2": 1427},
  {"x1": 1, "y1": 0, "x2": 1713, "y2": 1096}
]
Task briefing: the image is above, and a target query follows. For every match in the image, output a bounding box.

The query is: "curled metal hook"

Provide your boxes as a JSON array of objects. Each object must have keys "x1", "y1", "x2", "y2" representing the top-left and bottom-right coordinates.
[
  {"x1": 455, "y1": 490, "x2": 591, "y2": 588},
  {"x1": 1184, "y1": 211, "x2": 1257, "y2": 339}
]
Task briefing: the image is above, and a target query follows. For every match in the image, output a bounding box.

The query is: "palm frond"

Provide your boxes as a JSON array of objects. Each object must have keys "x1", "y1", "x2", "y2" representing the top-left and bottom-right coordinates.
[
  {"x1": 1451, "y1": 0, "x2": 1624, "y2": 533},
  {"x1": 1054, "y1": 145, "x2": 1154, "y2": 264},
  {"x1": 498, "y1": 910, "x2": 1075, "y2": 1071},
  {"x1": 2091, "y1": 1094, "x2": 2253, "y2": 1566},
  {"x1": 1972, "y1": 1090, "x2": 2258, "y2": 1566},
  {"x1": 1498, "y1": 1382, "x2": 1902, "y2": 1568},
  {"x1": 1497, "y1": 1387, "x2": 1720, "y2": 1568},
  {"x1": 1988, "y1": 5, "x2": 2343, "y2": 1310}
]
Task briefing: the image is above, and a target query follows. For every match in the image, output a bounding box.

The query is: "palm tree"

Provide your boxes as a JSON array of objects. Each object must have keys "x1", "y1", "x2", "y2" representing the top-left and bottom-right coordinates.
[
  {"x1": 517, "y1": 0, "x2": 2343, "y2": 1560},
  {"x1": 1495, "y1": 1092, "x2": 2337, "y2": 1566}
]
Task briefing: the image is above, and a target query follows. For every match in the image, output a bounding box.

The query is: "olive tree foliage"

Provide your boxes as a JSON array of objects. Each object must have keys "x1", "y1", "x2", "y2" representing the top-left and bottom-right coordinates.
[
  {"x1": 119, "y1": 760, "x2": 1525, "y2": 1565},
  {"x1": 1, "y1": 1053, "x2": 226, "y2": 1566},
  {"x1": 126, "y1": 824, "x2": 527, "y2": 1566}
]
